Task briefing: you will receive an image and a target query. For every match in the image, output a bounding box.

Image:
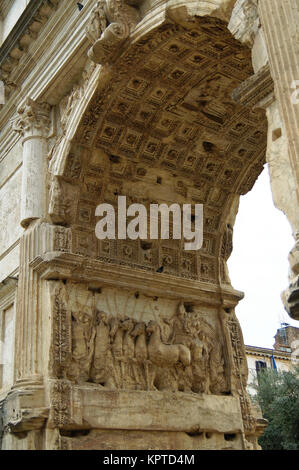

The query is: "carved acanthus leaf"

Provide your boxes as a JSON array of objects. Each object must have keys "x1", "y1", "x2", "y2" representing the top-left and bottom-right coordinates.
[{"x1": 12, "y1": 97, "x2": 51, "y2": 139}]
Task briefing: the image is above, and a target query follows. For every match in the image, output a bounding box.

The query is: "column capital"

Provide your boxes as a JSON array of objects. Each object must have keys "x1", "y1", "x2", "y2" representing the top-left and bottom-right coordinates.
[{"x1": 12, "y1": 97, "x2": 51, "y2": 141}]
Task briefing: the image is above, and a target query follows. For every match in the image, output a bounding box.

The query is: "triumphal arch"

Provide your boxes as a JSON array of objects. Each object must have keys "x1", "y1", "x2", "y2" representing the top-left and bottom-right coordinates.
[{"x1": 0, "y1": 0, "x2": 298, "y2": 450}]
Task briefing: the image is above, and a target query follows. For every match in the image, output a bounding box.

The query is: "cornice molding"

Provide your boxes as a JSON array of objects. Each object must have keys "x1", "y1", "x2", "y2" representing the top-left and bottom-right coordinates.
[
  {"x1": 30, "y1": 251, "x2": 244, "y2": 307},
  {"x1": 0, "y1": 277, "x2": 17, "y2": 308},
  {"x1": 232, "y1": 64, "x2": 274, "y2": 109},
  {"x1": 0, "y1": 0, "x2": 94, "y2": 130},
  {"x1": 245, "y1": 345, "x2": 292, "y2": 361},
  {"x1": 0, "y1": 0, "x2": 52, "y2": 65},
  {"x1": 0, "y1": 0, "x2": 61, "y2": 99}
]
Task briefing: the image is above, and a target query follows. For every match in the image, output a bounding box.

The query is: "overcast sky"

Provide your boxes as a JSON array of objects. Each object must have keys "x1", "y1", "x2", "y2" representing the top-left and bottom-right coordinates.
[{"x1": 228, "y1": 165, "x2": 299, "y2": 349}]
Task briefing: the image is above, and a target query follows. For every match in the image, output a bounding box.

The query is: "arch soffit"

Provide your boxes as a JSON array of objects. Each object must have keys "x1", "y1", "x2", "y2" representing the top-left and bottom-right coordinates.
[{"x1": 47, "y1": 3, "x2": 267, "y2": 283}]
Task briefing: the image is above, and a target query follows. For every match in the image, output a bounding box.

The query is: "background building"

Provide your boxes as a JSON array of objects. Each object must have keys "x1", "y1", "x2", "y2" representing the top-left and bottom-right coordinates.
[{"x1": 246, "y1": 325, "x2": 299, "y2": 395}]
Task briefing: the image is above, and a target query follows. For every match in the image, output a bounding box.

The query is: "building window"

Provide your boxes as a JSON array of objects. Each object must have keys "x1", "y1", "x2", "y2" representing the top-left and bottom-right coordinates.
[{"x1": 255, "y1": 360, "x2": 267, "y2": 374}]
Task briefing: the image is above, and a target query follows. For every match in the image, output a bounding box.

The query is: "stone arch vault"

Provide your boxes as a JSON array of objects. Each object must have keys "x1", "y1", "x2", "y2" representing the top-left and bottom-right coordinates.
[{"x1": 1, "y1": 0, "x2": 299, "y2": 451}]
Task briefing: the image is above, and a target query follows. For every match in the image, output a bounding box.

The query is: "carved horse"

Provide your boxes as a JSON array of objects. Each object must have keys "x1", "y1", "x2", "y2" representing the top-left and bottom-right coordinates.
[
  {"x1": 146, "y1": 320, "x2": 191, "y2": 390},
  {"x1": 147, "y1": 321, "x2": 191, "y2": 367}
]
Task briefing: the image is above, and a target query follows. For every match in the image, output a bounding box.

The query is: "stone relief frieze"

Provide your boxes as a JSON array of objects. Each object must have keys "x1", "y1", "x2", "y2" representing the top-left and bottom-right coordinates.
[{"x1": 50, "y1": 282, "x2": 229, "y2": 395}]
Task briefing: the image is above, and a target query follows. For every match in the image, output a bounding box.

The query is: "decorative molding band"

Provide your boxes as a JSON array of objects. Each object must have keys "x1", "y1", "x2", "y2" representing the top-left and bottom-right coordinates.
[
  {"x1": 0, "y1": 0, "x2": 94, "y2": 131},
  {"x1": 0, "y1": 0, "x2": 61, "y2": 98},
  {"x1": 0, "y1": 0, "x2": 58, "y2": 66},
  {"x1": 0, "y1": 239, "x2": 20, "y2": 263},
  {"x1": 48, "y1": 385, "x2": 244, "y2": 433},
  {"x1": 0, "y1": 277, "x2": 17, "y2": 309},
  {"x1": 245, "y1": 347, "x2": 292, "y2": 361},
  {"x1": 31, "y1": 251, "x2": 244, "y2": 307},
  {"x1": 232, "y1": 64, "x2": 274, "y2": 108}
]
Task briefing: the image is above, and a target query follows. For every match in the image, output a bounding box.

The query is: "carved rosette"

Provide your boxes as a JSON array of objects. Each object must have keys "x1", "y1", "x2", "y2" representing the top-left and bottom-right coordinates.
[{"x1": 12, "y1": 97, "x2": 51, "y2": 141}]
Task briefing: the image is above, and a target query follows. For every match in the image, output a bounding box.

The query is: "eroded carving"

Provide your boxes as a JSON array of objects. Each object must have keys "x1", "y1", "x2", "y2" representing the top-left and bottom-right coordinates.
[
  {"x1": 51, "y1": 16, "x2": 267, "y2": 285},
  {"x1": 228, "y1": 0, "x2": 259, "y2": 47},
  {"x1": 51, "y1": 286, "x2": 72, "y2": 378},
  {"x1": 12, "y1": 97, "x2": 51, "y2": 139},
  {"x1": 227, "y1": 312, "x2": 255, "y2": 432},
  {"x1": 51, "y1": 285, "x2": 229, "y2": 395},
  {"x1": 67, "y1": 311, "x2": 96, "y2": 383},
  {"x1": 50, "y1": 380, "x2": 72, "y2": 428},
  {"x1": 86, "y1": 0, "x2": 142, "y2": 64}
]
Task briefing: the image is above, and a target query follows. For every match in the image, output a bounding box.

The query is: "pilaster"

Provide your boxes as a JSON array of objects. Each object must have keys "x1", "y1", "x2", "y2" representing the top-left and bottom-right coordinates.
[{"x1": 258, "y1": 0, "x2": 299, "y2": 204}]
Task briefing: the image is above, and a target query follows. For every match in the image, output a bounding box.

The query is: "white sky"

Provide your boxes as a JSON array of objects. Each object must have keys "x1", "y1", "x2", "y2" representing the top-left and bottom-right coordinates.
[{"x1": 228, "y1": 164, "x2": 299, "y2": 349}]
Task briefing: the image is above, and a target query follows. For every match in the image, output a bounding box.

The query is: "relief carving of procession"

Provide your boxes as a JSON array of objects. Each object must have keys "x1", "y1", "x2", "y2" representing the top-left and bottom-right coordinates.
[{"x1": 59, "y1": 292, "x2": 228, "y2": 395}]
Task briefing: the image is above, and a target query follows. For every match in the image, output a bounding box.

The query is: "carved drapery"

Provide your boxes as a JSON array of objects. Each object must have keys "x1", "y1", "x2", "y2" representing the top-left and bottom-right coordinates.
[{"x1": 49, "y1": 282, "x2": 229, "y2": 395}]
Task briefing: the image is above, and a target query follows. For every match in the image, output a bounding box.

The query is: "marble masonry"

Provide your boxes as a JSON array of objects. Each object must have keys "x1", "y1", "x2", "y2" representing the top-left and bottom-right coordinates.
[{"x1": 0, "y1": 0, "x2": 298, "y2": 450}]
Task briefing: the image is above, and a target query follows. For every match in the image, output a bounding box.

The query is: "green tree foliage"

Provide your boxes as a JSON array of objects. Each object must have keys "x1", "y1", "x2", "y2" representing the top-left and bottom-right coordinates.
[{"x1": 250, "y1": 364, "x2": 299, "y2": 450}]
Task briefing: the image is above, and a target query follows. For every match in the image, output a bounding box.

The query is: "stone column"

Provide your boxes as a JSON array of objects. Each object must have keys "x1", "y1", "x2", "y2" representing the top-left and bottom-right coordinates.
[
  {"x1": 13, "y1": 97, "x2": 51, "y2": 228},
  {"x1": 258, "y1": 0, "x2": 299, "y2": 204},
  {"x1": 229, "y1": 0, "x2": 299, "y2": 320},
  {"x1": 11, "y1": 98, "x2": 51, "y2": 386},
  {"x1": 257, "y1": 0, "x2": 299, "y2": 319}
]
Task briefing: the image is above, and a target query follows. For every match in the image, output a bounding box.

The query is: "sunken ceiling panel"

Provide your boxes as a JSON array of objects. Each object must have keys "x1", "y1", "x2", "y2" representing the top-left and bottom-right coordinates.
[{"x1": 61, "y1": 16, "x2": 267, "y2": 283}]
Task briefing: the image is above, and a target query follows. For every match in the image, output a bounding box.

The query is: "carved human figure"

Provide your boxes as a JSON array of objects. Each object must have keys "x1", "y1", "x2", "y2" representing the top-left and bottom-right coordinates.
[
  {"x1": 209, "y1": 341, "x2": 227, "y2": 394},
  {"x1": 86, "y1": 0, "x2": 107, "y2": 44},
  {"x1": 68, "y1": 311, "x2": 95, "y2": 383},
  {"x1": 130, "y1": 322, "x2": 149, "y2": 389},
  {"x1": 120, "y1": 317, "x2": 137, "y2": 389},
  {"x1": 90, "y1": 311, "x2": 116, "y2": 388},
  {"x1": 110, "y1": 315, "x2": 125, "y2": 387}
]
